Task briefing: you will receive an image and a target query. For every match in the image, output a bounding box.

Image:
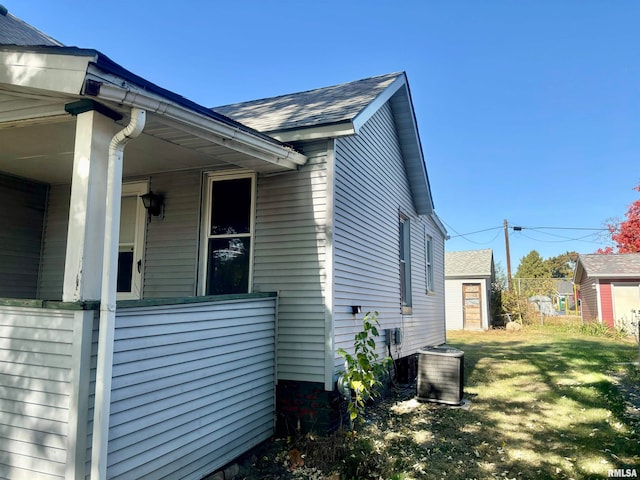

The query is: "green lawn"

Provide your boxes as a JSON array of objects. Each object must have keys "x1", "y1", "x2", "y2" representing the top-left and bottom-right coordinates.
[
  {"x1": 438, "y1": 326, "x2": 640, "y2": 479},
  {"x1": 239, "y1": 324, "x2": 640, "y2": 480}
]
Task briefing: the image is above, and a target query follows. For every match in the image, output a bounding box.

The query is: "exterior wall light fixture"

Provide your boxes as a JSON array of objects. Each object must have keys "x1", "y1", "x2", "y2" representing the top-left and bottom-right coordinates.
[{"x1": 140, "y1": 191, "x2": 164, "y2": 217}]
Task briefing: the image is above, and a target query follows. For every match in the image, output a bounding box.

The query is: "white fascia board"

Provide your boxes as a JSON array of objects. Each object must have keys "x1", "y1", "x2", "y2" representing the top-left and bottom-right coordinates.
[
  {"x1": 430, "y1": 212, "x2": 448, "y2": 237},
  {"x1": 352, "y1": 74, "x2": 406, "y2": 133},
  {"x1": 93, "y1": 80, "x2": 307, "y2": 170},
  {"x1": 590, "y1": 274, "x2": 640, "y2": 279},
  {"x1": 269, "y1": 122, "x2": 355, "y2": 143},
  {"x1": 0, "y1": 50, "x2": 94, "y2": 95}
]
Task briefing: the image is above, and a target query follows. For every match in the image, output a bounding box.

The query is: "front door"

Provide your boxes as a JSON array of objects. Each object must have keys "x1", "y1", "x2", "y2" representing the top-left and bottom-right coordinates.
[
  {"x1": 463, "y1": 283, "x2": 482, "y2": 330},
  {"x1": 117, "y1": 181, "x2": 148, "y2": 300}
]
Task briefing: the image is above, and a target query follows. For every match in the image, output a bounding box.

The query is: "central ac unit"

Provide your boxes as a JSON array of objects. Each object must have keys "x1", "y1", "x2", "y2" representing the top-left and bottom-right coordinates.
[{"x1": 417, "y1": 345, "x2": 464, "y2": 405}]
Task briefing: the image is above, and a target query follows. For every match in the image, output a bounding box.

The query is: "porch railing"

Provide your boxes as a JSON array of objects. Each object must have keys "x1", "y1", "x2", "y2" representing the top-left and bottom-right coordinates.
[{"x1": 0, "y1": 293, "x2": 277, "y2": 480}]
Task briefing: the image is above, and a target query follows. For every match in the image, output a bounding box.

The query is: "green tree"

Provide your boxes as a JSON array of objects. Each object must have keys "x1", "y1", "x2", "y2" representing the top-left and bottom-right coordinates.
[
  {"x1": 544, "y1": 251, "x2": 578, "y2": 278},
  {"x1": 515, "y1": 250, "x2": 550, "y2": 279},
  {"x1": 514, "y1": 250, "x2": 554, "y2": 297}
]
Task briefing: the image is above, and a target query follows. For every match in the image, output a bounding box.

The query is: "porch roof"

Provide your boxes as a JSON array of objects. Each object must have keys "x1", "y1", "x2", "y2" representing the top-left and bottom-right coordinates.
[{"x1": 0, "y1": 45, "x2": 307, "y2": 184}]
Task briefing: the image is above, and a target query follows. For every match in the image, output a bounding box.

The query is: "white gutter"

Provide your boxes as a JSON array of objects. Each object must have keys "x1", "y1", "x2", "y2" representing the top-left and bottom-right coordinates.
[
  {"x1": 94, "y1": 83, "x2": 307, "y2": 170},
  {"x1": 91, "y1": 108, "x2": 146, "y2": 480}
]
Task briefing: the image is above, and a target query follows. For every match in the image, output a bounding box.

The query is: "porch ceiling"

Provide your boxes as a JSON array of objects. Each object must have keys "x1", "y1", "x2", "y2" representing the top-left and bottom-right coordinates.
[{"x1": 0, "y1": 88, "x2": 299, "y2": 185}]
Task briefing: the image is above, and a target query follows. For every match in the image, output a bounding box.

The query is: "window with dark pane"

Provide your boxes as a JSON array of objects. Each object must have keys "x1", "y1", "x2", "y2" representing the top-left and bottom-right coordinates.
[
  {"x1": 399, "y1": 217, "x2": 412, "y2": 309},
  {"x1": 204, "y1": 175, "x2": 254, "y2": 296},
  {"x1": 117, "y1": 250, "x2": 134, "y2": 292},
  {"x1": 117, "y1": 196, "x2": 136, "y2": 293},
  {"x1": 210, "y1": 178, "x2": 252, "y2": 235},
  {"x1": 206, "y1": 237, "x2": 250, "y2": 295}
]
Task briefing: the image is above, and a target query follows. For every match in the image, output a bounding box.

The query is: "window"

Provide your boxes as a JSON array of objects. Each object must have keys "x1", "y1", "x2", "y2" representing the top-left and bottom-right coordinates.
[
  {"x1": 426, "y1": 234, "x2": 434, "y2": 293},
  {"x1": 399, "y1": 216, "x2": 412, "y2": 312},
  {"x1": 201, "y1": 173, "x2": 255, "y2": 295},
  {"x1": 117, "y1": 182, "x2": 148, "y2": 300}
]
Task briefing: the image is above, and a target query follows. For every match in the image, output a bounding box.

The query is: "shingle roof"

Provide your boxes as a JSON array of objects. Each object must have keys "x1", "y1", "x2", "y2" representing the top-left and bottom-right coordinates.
[
  {"x1": 213, "y1": 72, "x2": 403, "y2": 133},
  {"x1": 445, "y1": 249, "x2": 494, "y2": 278},
  {"x1": 0, "y1": 7, "x2": 62, "y2": 46},
  {"x1": 576, "y1": 253, "x2": 640, "y2": 278}
]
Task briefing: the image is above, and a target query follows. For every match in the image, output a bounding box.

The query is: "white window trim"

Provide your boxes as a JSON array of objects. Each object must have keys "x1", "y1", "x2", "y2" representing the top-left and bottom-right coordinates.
[
  {"x1": 199, "y1": 170, "x2": 256, "y2": 296},
  {"x1": 425, "y1": 231, "x2": 434, "y2": 293},
  {"x1": 117, "y1": 181, "x2": 148, "y2": 300},
  {"x1": 400, "y1": 214, "x2": 412, "y2": 313}
]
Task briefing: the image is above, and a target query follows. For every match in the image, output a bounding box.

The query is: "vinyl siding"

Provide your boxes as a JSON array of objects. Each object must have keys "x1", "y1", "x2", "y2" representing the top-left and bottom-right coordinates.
[
  {"x1": 0, "y1": 174, "x2": 47, "y2": 298},
  {"x1": 103, "y1": 297, "x2": 276, "y2": 480},
  {"x1": 333, "y1": 103, "x2": 445, "y2": 374},
  {"x1": 38, "y1": 171, "x2": 203, "y2": 301},
  {"x1": 579, "y1": 277, "x2": 599, "y2": 322},
  {"x1": 38, "y1": 184, "x2": 70, "y2": 300},
  {"x1": 0, "y1": 306, "x2": 92, "y2": 480},
  {"x1": 253, "y1": 142, "x2": 329, "y2": 385},
  {"x1": 143, "y1": 171, "x2": 202, "y2": 298}
]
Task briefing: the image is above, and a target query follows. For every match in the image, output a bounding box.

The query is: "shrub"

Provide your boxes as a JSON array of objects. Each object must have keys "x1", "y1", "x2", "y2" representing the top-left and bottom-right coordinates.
[{"x1": 337, "y1": 311, "x2": 391, "y2": 434}]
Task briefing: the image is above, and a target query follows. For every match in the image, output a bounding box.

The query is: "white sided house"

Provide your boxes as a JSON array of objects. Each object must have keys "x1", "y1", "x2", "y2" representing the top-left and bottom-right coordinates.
[
  {"x1": 215, "y1": 73, "x2": 447, "y2": 430},
  {"x1": 0, "y1": 8, "x2": 446, "y2": 480},
  {"x1": 445, "y1": 249, "x2": 495, "y2": 330}
]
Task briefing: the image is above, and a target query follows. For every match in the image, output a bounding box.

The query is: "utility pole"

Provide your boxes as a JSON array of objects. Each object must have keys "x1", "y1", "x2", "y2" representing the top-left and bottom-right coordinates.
[{"x1": 504, "y1": 219, "x2": 513, "y2": 291}]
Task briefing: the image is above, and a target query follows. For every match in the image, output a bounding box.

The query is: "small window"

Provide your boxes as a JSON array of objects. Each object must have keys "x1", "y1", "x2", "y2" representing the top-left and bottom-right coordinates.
[
  {"x1": 399, "y1": 216, "x2": 412, "y2": 312},
  {"x1": 202, "y1": 173, "x2": 255, "y2": 295},
  {"x1": 426, "y1": 234, "x2": 434, "y2": 293}
]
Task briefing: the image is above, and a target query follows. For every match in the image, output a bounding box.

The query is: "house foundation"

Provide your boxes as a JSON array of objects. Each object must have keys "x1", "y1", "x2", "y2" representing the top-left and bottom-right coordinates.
[{"x1": 276, "y1": 381, "x2": 346, "y2": 435}]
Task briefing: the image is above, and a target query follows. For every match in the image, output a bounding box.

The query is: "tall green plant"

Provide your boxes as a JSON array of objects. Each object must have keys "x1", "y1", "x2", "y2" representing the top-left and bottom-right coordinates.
[{"x1": 337, "y1": 311, "x2": 390, "y2": 434}]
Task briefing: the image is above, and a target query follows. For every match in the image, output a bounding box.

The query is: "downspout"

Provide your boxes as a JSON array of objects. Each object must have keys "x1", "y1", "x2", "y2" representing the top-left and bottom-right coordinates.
[{"x1": 91, "y1": 108, "x2": 146, "y2": 480}]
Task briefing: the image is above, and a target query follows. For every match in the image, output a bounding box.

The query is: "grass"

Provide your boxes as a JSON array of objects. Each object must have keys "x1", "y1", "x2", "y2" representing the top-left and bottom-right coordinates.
[
  {"x1": 438, "y1": 326, "x2": 640, "y2": 479},
  {"x1": 238, "y1": 323, "x2": 640, "y2": 480}
]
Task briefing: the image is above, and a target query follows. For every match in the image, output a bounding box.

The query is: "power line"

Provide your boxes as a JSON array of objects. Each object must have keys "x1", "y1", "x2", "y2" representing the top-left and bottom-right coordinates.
[
  {"x1": 444, "y1": 223, "x2": 608, "y2": 239},
  {"x1": 515, "y1": 226, "x2": 609, "y2": 231},
  {"x1": 446, "y1": 225, "x2": 503, "y2": 240},
  {"x1": 517, "y1": 230, "x2": 606, "y2": 245}
]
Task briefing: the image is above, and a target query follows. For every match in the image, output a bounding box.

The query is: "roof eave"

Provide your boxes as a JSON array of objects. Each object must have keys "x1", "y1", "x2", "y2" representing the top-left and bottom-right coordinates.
[
  {"x1": 589, "y1": 274, "x2": 640, "y2": 280},
  {"x1": 93, "y1": 82, "x2": 307, "y2": 169},
  {"x1": 269, "y1": 121, "x2": 356, "y2": 143},
  {"x1": 0, "y1": 45, "x2": 307, "y2": 170},
  {"x1": 0, "y1": 46, "x2": 96, "y2": 95},
  {"x1": 389, "y1": 78, "x2": 434, "y2": 215},
  {"x1": 351, "y1": 74, "x2": 407, "y2": 133},
  {"x1": 446, "y1": 274, "x2": 492, "y2": 279}
]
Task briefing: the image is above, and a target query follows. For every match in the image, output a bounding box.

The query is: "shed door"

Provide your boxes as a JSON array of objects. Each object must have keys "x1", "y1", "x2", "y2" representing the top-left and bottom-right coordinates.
[{"x1": 463, "y1": 283, "x2": 482, "y2": 330}]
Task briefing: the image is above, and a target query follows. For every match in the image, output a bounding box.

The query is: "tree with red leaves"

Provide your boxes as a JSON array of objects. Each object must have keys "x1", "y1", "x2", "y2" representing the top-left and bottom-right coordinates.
[{"x1": 597, "y1": 184, "x2": 640, "y2": 254}]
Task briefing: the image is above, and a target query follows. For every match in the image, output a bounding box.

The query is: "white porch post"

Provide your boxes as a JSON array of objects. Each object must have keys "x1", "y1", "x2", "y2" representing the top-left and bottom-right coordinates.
[{"x1": 62, "y1": 107, "x2": 118, "y2": 301}]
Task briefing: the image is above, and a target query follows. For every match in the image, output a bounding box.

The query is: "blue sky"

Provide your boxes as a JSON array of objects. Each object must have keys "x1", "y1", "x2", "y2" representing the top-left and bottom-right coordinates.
[{"x1": 9, "y1": 1, "x2": 640, "y2": 272}]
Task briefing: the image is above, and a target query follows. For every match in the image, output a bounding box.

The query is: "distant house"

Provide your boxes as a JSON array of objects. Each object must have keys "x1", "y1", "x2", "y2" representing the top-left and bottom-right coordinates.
[
  {"x1": 445, "y1": 249, "x2": 495, "y2": 330},
  {"x1": 0, "y1": 8, "x2": 446, "y2": 479},
  {"x1": 553, "y1": 278, "x2": 576, "y2": 313},
  {"x1": 573, "y1": 253, "x2": 640, "y2": 330}
]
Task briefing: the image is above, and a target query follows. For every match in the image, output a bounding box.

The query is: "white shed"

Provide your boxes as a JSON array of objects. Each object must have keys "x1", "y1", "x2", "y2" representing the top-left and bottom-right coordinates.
[{"x1": 445, "y1": 249, "x2": 495, "y2": 330}]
